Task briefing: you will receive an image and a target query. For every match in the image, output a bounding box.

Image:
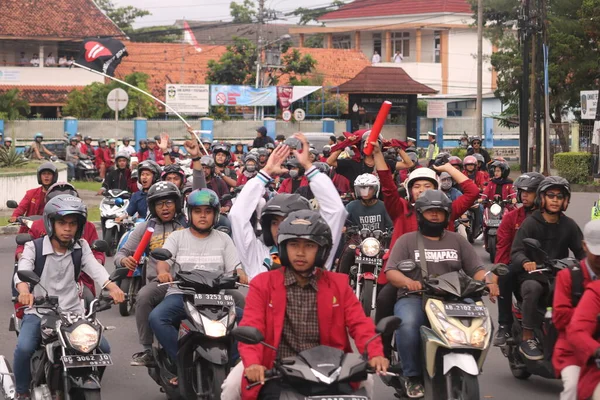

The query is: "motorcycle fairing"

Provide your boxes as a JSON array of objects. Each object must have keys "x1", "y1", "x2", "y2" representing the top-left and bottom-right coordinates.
[{"x1": 442, "y1": 353, "x2": 478, "y2": 376}]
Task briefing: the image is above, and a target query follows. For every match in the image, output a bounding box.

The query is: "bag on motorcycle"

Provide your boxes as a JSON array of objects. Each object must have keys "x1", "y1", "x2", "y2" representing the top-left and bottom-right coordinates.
[{"x1": 33, "y1": 237, "x2": 82, "y2": 280}]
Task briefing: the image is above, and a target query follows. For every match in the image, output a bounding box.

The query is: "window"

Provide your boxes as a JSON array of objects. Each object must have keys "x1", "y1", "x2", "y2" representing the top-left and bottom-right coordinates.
[
  {"x1": 434, "y1": 31, "x2": 441, "y2": 63},
  {"x1": 373, "y1": 33, "x2": 382, "y2": 55},
  {"x1": 392, "y1": 32, "x2": 410, "y2": 57},
  {"x1": 333, "y1": 34, "x2": 351, "y2": 49}
]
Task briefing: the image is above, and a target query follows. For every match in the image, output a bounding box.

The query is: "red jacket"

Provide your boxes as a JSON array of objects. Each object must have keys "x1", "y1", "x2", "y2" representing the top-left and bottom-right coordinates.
[
  {"x1": 462, "y1": 170, "x2": 488, "y2": 191},
  {"x1": 332, "y1": 173, "x2": 350, "y2": 194},
  {"x1": 11, "y1": 187, "x2": 46, "y2": 233},
  {"x1": 377, "y1": 169, "x2": 479, "y2": 284},
  {"x1": 277, "y1": 176, "x2": 309, "y2": 194},
  {"x1": 239, "y1": 268, "x2": 384, "y2": 400},
  {"x1": 494, "y1": 206, "x2": 528, "y2": 264},
  {"x1": 481, "y1": 180, "x2": 515, "y2": 202},
  {"x1": 553, "y1": 261, "x2": 594, "y2": 377},
  {"x1": 566, "y1": 280, "x2": 600, "y2": 400},
  {"x1": 139, "y1": 148, "x2": 165, "y2": 165},
  {"x1": 94, "y1": 147, "x2": 114, "y2": 169}
]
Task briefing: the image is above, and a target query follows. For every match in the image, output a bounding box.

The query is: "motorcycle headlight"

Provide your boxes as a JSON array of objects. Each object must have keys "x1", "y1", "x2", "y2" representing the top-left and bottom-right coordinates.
[
  {"x1": 67, "y1": 324, "x2": 99, "y2": 353},
  {"x1": 471, "y1": 327, "x2": 487, "y2": 348},
  {"x1": 490, "y1": 203, "x2": 502, "y2": 216},
  {"x1": 360, "y1": 238, "x2": 381, "y2": 257},
  {"x1": 200, "y1": 315, "x2": 227, "y2": 338},
  {"x1": 429, "y1": 303, "x2": 468, "y2": 345}
]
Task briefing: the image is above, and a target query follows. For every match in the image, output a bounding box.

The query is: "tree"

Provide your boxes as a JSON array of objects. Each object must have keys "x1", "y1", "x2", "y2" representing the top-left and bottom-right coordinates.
[
  {"x1": 0, "y1": 89, "x2": 30, "y2": 120},
  {"x1": 289, "y1": 1, "x2": 344, "y2": 25},
  {"x1": 304, "y1": 34, "x2": 324, "y2": 48},
  {"x1": 230, "y1": 0, "x2": 256, "y2": 24},
  {"x1": 96, "y1": 0, "x2": 150, "y2": 31}
]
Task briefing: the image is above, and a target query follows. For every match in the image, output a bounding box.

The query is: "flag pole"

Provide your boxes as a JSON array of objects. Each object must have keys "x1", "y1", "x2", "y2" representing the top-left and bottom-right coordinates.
[{"x1": 72, "y1": 62, "x2": 209, "y2": 154}]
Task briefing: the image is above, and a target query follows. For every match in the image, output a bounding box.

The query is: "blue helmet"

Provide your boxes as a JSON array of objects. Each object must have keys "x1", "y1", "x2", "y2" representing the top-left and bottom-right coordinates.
[{"x1": 187, "y1": 189, "x2": 220, "y2": 229}]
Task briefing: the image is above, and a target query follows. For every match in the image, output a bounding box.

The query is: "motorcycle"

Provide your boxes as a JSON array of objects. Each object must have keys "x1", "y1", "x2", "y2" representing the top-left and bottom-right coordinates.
[
  {"x1": 499, "y1": 238, "x2": 576, "y2": 381},
  {"x1": 75, "y1": 155, "x2": 99, "y2": 181},
  {"x1": 6, "y1": 200, "x2": 42, "y2": 232},
  {"x1": 482, "y1": 196, "x2": 511, "y2": 262},
  {"x1": 460, "y1": 203, "x2": 481, "y2": 244},
  {"x1": 99, "y1": 189, "x2": 130, "y2": 257},
  {"x1": 116, "y1": 218, "x2": 145, "y2": 317},
  {"x1": 12, "y1": 266, "x2": 129, "y2": 400},
  {"x1": 147, "y1": 248, "x2": 240, "y2": 400},
  {"x1": 381, "y1": 262, "x2": 509, "y2": 400},
  {"x1": 233, "y1": 316, "x2": 401, "y2": 399}
]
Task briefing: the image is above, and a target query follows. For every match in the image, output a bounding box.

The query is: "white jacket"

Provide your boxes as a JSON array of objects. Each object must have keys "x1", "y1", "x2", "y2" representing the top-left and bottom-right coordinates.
[{"x1": 229, "y1": 166, "x2": 347, "y2": 280}]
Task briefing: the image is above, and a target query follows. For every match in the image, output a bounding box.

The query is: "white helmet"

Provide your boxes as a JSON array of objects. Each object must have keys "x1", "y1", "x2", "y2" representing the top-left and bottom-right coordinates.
[
  {"x1": 354, "y1": 173, "x2": 380, "y2": 198},
  {"x1": 404, "y1": 168, "x2": 440, "y2": 201}
]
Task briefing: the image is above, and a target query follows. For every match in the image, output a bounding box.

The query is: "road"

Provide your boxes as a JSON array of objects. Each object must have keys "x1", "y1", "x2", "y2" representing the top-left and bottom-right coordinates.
[{"x1": 0, "y1": 192, "x2": 596, "y2": 399}]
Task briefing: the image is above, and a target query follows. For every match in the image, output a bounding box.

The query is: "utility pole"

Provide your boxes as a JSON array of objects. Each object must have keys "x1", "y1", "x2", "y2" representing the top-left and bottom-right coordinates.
[
  {"x1": 254, "y1": 0, "x2": 265, "y2": 121},
  {"x1": 519, "y1": 0, "x2": 531, "y2": 173},
  {"x1": 528, "y1": 24, "x2": 536, "y2": 171},
  {"x1": 476, "y1": 0, "x2": 483, "y2": 140}
]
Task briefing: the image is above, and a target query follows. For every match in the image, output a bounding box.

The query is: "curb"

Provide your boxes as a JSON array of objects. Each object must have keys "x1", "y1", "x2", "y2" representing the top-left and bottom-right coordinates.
[
  {"x1": 0, "y1": 221, "x2": 102, "y2": 236},
  {"x1": 571, "y1": 185, "x2": 600, "y2": 193}
]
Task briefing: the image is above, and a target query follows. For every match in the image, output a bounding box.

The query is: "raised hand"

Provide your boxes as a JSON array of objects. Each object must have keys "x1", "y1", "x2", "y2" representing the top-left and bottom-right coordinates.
[{"x1": 262, "y1": 145, "x2": 291, "y2": 176}]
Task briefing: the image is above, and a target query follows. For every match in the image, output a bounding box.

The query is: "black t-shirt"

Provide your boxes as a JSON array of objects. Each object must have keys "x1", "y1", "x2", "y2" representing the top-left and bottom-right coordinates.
[
  {"x1": 252, "y1": 135, "x2": 274, "y2": 148},
  {"x1": 336, "y1": 159, "x2": 394, "y2": 189},
  {"x1": 345, "y1": 200, "x2": 393, "y2": 231}
]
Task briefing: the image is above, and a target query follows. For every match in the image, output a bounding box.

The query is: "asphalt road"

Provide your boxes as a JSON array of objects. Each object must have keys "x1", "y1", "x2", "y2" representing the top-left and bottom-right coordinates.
[{"x1": 0, "y1": 192, "x2": 596, "y2": 400}]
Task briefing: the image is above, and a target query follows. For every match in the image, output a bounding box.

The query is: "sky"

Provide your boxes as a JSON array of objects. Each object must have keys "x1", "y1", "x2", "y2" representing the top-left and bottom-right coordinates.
[{"x1": 113, "y1": 0, "x2": 334, "y2": 28}]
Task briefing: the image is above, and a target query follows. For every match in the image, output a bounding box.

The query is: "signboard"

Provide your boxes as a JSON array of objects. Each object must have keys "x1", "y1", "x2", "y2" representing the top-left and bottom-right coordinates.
[
  {"x1": 282, "y1": 109, "x2": 292, "y2": 122},
  {"x1": 166, "y1": 84, "x2": 209, "y2": 115},
  {"x1": 581, "y1": 90, "x2": 598, "y2": 120},
  {"x1": 427, "y1": 101, "x2": 447, "y2": 119},
  {"x1": 0, "y1": 70, "x2": 20, "y2": 82},
  {"x1": 107, "y1": 88, "x2": 128, "y2": 111},
  {"x1": 294, "y1": 108, "x2": 306, "y2": 121},
  {"x1": 210, "y1": 85, "x2": 277, "y2": 107}
]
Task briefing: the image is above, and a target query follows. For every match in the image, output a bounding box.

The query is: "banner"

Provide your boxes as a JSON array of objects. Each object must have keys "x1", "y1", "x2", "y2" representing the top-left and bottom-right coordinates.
[
  {"x1": 76, "y1": 38, "x2": 128, "y2": 77},
  {"x1": 277, "y1": 86, "x2": 293, "y2": 110},
  {"x1": 581, "y1": 90, "x2": 598, "y2": 120},
  {"x1": 166, "y1": 84, "x2": 210, "y2": 115},
  {"x1": 292, "y1": 86, "x2": 321, "y2": 102},
  {"x1": 210, "y1": 85, "x2": 277, "y2": 106}
]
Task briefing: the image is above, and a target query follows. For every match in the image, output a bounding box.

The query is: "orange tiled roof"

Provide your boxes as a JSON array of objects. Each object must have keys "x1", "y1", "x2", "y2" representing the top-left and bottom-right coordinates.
[
  {"x1": 0, "y1": 85, "x2": 82, "y2": 106},
  {"x1": 320, "y1": 0, "x2": 472, "y2": 21},
  {"x1": 0, "y1": 0, "x2": 123, "y2": 39}
]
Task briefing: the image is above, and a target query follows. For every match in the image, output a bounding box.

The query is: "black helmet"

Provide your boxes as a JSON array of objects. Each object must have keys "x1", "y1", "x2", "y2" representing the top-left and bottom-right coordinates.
[
  {"x1": 37, "y1": 162, "x2": 58, "y2": 186},
  {"x1": 490, "y1": 160, "x2": 510, "y2": 179},
  {"x1": 537, "y1": 176, "x2": 571, "y2": 211},
  {"x1": 201, "y1": 155, "x2": 216, "y2": 171},
  {"x1": 139, "y1": 139, "x2": 147, "y2": 145},
  {"x1": 514, "y1": 172, "x2": 545, "y2": 203},
  {"x1": 322, "y1": 145, "x2": 331, "y2": 158},
  {"x1": 161, "y1": 164, "x2": 187, "y2": 188},
  {"x1": 312, "y1": 162, "x2": 331, "y2": 176},
  {"x1": 137, "y1": 160, "x2": 161, "y2": 185},
  {"x1": 286, "y1": 157, "x2": 305, "y2": 176},
  {"x1": 43, "y1": 194, "x2": 87, "y2": 243},
  {"x1": 261, "y1": 194, "x2": 312, "y2": 246},
  {"x1": 278, "y1": 210, "x2": 333, "y2": 271},
  {"x1": 257, "y1": 147, "x2": 268, "y2": 158},
  {"x1": 84, "y1": 136, "x2": 92, "y2": 141},
  {"x1": 265, "y1": 143, "x2": 275, "y2": 150},
  {"x1": 415, "y1": 190, "x2": 452, "y2": 215},
  {"x1": 46, "y1": 182, "x2": 78, "y2": 202},
  {"x1": 147, "y1": 181, "x2": 182, "y2": 217},
  {"x1": 212, "y1": 144, "x2": 231, "y2": 166}
]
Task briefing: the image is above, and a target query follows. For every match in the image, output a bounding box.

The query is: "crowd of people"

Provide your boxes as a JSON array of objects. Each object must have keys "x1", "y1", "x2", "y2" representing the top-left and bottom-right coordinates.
[{"x1": 7, "y1": 127, "x2": 600, "y2": 400}]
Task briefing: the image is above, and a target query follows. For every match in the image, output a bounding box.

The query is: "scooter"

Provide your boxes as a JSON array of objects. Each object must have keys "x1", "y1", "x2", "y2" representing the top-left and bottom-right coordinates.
[
  {"x1": 499, "y1": 238, "x2": 577, "y2": 381},
  {"x1": 233, "y1": 316, "x2": 401, "y2": 399},
  {"x1": 75, "y1": 155, "x2": 99, "y2": 181},
  {"x1": 99, "y1": 189, "x2": 130, "y2": 257},
  {"x1": 147, "y1": 248, "x2": 241, "y2": 400},
  {"x1": 482, "y1": 196, "x2": 511, "y2": 262},
  {"x1": 116, "y1": 218, "x2": 145, "y2": 317},
  {"x1": 381, "y1": 262, "x2": 509, "y2": 400},
  {"x1": 6, "y1": 200, "x2": 42, "y2": 232}
]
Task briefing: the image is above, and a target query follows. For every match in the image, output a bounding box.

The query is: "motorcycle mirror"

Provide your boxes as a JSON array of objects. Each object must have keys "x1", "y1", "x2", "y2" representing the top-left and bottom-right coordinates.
[
  {"x1": 375, "y1": 316, "x2": 402, "y2": 335},
  {"x1": 523, "y1": 238, "x2": 548, "y2": 264},
  {"x1": 17, "y1": 270, "x2": 41, "y2": 285},
  {"x1": 232, "y1": 326, "x2": 265, "y2": 345},
  {"x1": 15, "y1": 234, "x2": 33, "y2": 246},
  {"x1": 491, "y1": 263, "x2": 510, "y2": 276},
  {"x1": 397, "y1": 260, "x2": 417, "y2": 272},
  {"x1": 109, "y1": 268, "x2": 130, "y2": 282},
  {"x1": 91, "y1": 240, "x2": 109, "y2": 253},
  {"x1": 151, "y1": 248, "x2": 173, "y2": 261},
  {"x1": 221, "y1": 194, "x2": 233, "y2": 203},
  {"x1": 6, "y1": 200, "x2": 18, "y2": 209},
  {"x1": 94, "y1": 176, "x2": 103, "y2": 183}
]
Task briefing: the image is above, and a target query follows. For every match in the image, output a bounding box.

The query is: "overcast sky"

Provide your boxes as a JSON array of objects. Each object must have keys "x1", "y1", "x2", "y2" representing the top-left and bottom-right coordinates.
[{"x1": 113, "y1": 0, "x2": 333, "y2": 28}]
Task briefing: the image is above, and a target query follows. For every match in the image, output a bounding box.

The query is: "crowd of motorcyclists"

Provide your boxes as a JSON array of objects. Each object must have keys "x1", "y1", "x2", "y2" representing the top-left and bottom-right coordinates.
[{"x1": 5, "y1": 128, "x2": 600, "y2": 400}]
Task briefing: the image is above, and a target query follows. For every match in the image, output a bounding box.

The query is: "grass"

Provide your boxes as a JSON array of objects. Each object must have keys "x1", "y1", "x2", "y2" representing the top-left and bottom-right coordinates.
[
  {"x1": 0, "y1": 216, "x2": 9, "y2": 227},
  {"x1": 0, "y1": 161, "x2": 47, "y2": 174},
  {"x1": 72, "y1": 180, "x2": 102, "y2": 193}
]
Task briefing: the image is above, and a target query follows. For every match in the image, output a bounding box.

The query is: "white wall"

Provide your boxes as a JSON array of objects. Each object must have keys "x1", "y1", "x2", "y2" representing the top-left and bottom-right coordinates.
[
  {"x1": 323, "y1": 13, "x2": 474, "y2": 27},
  {"x1": 447, "y1": 29, "x2": 493, "y2": 95},
  {"x1": 0, "y1": 167, "x2": 67, "y2": 211},
  {"x1": 0, "y1": 66, "x2": 103, "y2": 86}
]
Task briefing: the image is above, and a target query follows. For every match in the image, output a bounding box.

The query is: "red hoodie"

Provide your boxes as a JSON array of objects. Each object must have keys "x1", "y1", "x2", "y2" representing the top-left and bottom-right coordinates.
[
  {"x1": 462, "y1": 169, "x2": 488, "y2": 191},
  {"x1": 481, "y1": 180, "x2": 515, "y2": 202},
  {"x1": 277, "y1": 176, "x2": 309, "y2": 194},
  {"x1": 11, "y1": 187, "x2": 46, "y2": 233},
  {"x1": 494, "y1": 206, "x2": 528, "y2": 264}
]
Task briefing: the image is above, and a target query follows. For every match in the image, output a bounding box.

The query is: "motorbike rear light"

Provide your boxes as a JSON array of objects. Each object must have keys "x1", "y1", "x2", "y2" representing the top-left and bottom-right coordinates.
[{"x1": 361, "y1": 272, "x2": 375, "y2": 281}]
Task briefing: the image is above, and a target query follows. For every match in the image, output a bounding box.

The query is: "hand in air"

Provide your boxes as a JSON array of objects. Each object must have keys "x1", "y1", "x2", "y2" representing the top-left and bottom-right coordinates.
[{"x1": 263, "y1": 145, "x2": 291, "y2": 176}]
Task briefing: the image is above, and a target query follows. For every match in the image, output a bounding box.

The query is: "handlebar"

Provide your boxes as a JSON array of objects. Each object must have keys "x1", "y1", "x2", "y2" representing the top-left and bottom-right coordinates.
[{"x1": 246, "y1": 369, "x2": 279, "y2": 389}]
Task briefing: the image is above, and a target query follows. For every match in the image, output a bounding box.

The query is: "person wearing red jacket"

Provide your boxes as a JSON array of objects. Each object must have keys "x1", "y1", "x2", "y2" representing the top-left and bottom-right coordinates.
[
  {"x1": 278, "y1": 158, "x2": 309, "y2": 194},
  {"x1": 236, "y1": 154, "x2": 259, "y2": 186},
  {"x1": 493, "y1": 172, "x2": 545, "y2": 346},
  {"x1": 94, "y1": 139, "x2": 111, "y2": 179},
  {"x1": 566, "y1": 220, "x2": 600, "y2": 400},
  {"x1": 222, "y1": 210, "x2": 387, "y2": 400},
  {"x1": 463, "y1": 155, "x2": 488, "y2": 191},
  {"x1": 9, "y1": 162, "x2": 58, "y2": 234},
  {"x1": 481, "y1": 160, "x2": 515, "y2": 203},
  {"x1": 139, "y1": 138, "x2": 165, "y2": 165}
]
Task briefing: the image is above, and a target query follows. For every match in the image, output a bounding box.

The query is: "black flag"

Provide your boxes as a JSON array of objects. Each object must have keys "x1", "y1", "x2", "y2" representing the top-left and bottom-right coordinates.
[{"x1": 76, "y1": 38, "x2": 128, "y2": 77}]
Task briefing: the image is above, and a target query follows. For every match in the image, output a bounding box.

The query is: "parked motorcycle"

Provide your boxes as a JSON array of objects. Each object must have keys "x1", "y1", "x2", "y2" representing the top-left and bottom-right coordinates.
[
  {"x1": 499, "y1": 238, "x2": 576, "y2": 381},
  {"x1": 100, "y1": 189, "x2": 130, "y2": 257},
  {"x1": 233, "y1": 316, "x2": 401, "y2": 399},
  {"x1": 12, "y1": 266, "x2": 129, "y2": 400},
  {"x1": 75, "y1": 155, "x2": 99, "y2": 181},
  {"x1": 148, "y1": 248, "x2": 240, "y2": 400},
  {"x1": 381, "y1": 262, "x2": 509, "y2": 400},
  {"x1": 482, "y1": 196, "x2": 511, "y2": 262},
  {"x1": 116, "y1": 218, "x2": 145, "y2": 317}
]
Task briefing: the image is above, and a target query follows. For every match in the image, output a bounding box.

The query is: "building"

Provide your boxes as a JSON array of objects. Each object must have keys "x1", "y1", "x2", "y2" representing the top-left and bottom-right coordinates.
[{"x1": 0, "y1": 0, "x2": 124, "y2": 117}]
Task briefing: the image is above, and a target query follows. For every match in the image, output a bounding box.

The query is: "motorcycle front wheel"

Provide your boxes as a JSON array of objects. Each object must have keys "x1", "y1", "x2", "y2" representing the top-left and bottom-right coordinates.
[
  {"x1": 488, "y1": 236, "x2": 497, "y2": 263},
  {"x1": 360, "y1": 279, "x2": 374, "y2": 317},
  {"x1": 103, "y1": 227, "x2": 117, "y2": 257},
  {"x1": 82, "y1": 389, "x2": 101, "y2": 400},
  {"x1": 119, "y1": 277, "x2": 140, "y2": 316},
  {"x1": 447, "y1": 368, "x2": 479, "y2": 400}
]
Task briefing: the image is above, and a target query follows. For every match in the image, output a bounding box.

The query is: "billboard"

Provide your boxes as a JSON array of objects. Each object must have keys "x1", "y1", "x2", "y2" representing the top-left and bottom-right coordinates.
[
  {"x1": 165, "y1": 84, "x2": 210, "y2": 115},
  {"x1": 210, "y1": 85, "x2": 277, "y2": 107}
]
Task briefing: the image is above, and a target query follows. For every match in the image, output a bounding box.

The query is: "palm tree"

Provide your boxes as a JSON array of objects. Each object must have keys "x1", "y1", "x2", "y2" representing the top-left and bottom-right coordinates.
[{"x1": 0, "y1": 89, "x2": 30, "y2": 120}]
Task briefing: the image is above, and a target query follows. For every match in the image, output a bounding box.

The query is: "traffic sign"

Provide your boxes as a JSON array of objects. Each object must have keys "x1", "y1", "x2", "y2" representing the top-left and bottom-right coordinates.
[
  {"x1": 282, "y1": 109, "x2": 292, "y2": 122},
  {"x1": 107, "y1": 88, "x2": 128, "y2": 111},
  {"x1": 294, "y1": 108, "x2": 306, "y2": 121}
]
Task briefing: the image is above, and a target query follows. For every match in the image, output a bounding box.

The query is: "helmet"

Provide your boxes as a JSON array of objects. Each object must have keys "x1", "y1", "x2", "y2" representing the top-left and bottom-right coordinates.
[
  {"x1": 69, "y1": 136, "x2": 77, "y2": 142},
  {"x1": 257, "y1": 148, "x2": 268, "y2": 157},
  {"x1": 361, "y1": 130, "x2": 383, "y2": 151},
  {"x1": 147, "y1": 181, "x2": 182, "y2": 217},
  {"x1": 439, "y1": 172, "x2": 453, "y2": 191},
  {"x1": 122, "y1": 137, "x2": 131, "y2": 143},
  {"x1": 147, "y1": 138, "x2": 156, "y2": 144},
  {"x1": 186, "y1": 189, "x2": 220, "y2": 229},
  {"x1": 84, "y1": 136, "x2": 92, "y2": 141},
  {"x1": 405, "y1": 146, "x2": 417, "y2": 154},
  {"x1": 98, "y1": 139, "x2": 106, "y2": 146},
  {"x1": 415, "y1": 190, "x2": 452, "y2": 215},
  {"x1": 354, "y1": 173, "x2": 380, "y2": 198},
  {"x1": 182, "y1": 181, "x2": 193, "y2": 196},
  {"x1": 490, "y1": 160, "x2": 510, "y2": 179},
  {"x1": 463, "y1": 155, "x2": 477, "y2": 166},
  {"x1": 514, "y1": 172, "x2": 544, "y2": 203},
  {"x1": 261, "y1": 194, "x2": 312, "y2": 246},
  {"x1": 212, "y1": 144, "x2": 231, "y2": 166},
  {"x1": 448, "y1": 156, "x2": 462, "y2": 167},
  {"x1": 139, "y1": 139, "x2": 147, "y2": 145},
  {"x1": 265, "y1": 143, "x2": 275, "y2": 150},
  {"x1": 46, "y1": 182, "x2": 78, "y2": 201},
  {"x1": 201, "y1": 155, "x2": 216, "y2": 170},
  {"x1": 34, "y1": 133, "x2": 43, "y2": 140},
  {"x1": 309, "y1": 148, "x2": 319, "y2": 158},
  {"x1": 322, "y1": 145, "x2": 331, "y2": 157},
  {"x1": 107, "y1": 139, "x2": 116, "y2": 144},
  {"x1": 286, "y1": 157, "x2": 305, "y2": 176},
  {"x1": 154, "y1": 135, "x2": 161, "y2": 141},
  {"x1": 43, "y1": 194, "x2": 87, "y2": 243},
  {"x1": 161, "y1": 164, "x2": 187, "y2": 187},
  {"x1": 4, "y1": 136, "x2": 12, "y2": 142},
  {"x1": 115, "y1": 150, "x2": 130, "y2": 163},
  {"x1": 278, "y1": 210, "x2": 333, "y2": 270},
  {"x1": 537, "y1": 176, "x2": 571, "y2": 211},
  {"x1": 407, "y1": 152, "x2": 419, "y2": 165},
  {"x1": 404, "y1": 168, "x2": 440, "y2": 201},
  {"x1": 470, "y1": 136, "x2": 482, "y2": 144},
  {"x1": 37, "y1": 162, "x2": 58, "y2": 186},
  {"x1": 244, "y1": 153, "x2": 259, "y2": 164},
  {"x1": 312, "y1": 162, "x2": 331, "y2": 176},
  {"x1": 137, "y1": 160, "x2": 161, "y2": 185},
  {"x1": 473, "y1": 153, "x2": 485, "y2": 164}
]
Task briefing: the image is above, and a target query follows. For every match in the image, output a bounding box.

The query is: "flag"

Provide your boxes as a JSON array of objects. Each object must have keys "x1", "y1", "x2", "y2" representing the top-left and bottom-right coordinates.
[{"x1": 76, "y1": 38, "x2": 128, "y2": 77}]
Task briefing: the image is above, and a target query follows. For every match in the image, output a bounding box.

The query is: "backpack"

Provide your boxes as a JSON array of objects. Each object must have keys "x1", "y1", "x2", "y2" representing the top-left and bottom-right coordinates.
[
  {"x1": 32, "y1": 237, "x2": 82, "y2": 281},
  {"x1": 570, "y1": 265, "x2": 584, "y2": 307}
]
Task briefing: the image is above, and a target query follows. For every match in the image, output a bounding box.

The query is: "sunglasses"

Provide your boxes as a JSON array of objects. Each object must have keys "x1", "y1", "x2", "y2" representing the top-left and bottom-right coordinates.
[{"x1": 545, "y1": 193, "x2": 565, "y2": 200}]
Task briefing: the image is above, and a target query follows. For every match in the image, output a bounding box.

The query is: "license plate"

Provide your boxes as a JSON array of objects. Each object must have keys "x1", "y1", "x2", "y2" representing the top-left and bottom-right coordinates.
[
  {"x1": 486, "y1": 220, "x2": 500, "y2": 227},
  {"x1": 194, "y1": 293, "x2": 235, "y2": 307},
  {"x1": 444, "y1": 303, "x2": 486, "y2": 318},
  {"x1": 355, "y1": 257, "x2": 382, "y2": 266},
  {"x1": 306, "y1": 397, "x2": 368, "y2": 400},
  {"x1": 61, "y1": 354, "x2": 113, "y2": 368}
]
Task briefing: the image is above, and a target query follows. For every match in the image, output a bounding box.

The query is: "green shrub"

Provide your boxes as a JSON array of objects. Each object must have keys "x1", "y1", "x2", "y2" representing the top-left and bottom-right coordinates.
[
  {"x1": 554, "y1": 152, "x2": 592, "y2": 184},
  {"x1": 0, "y1": 146, "x2": 28, "y2": 168},
  {"x1": 450, "y1": 148, "x2": 468, "y2": 159}
]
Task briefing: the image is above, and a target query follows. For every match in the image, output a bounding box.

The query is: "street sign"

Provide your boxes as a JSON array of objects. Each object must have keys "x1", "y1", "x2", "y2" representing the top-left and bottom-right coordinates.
[
  {"x1": 166, "y1": 84, "x2": 210, "y2": 115},
  {"x1": 107, "y1": 88, "x2": 128, "y2": 111},
  {"x1": 427, "y1": 100, "x2": 447, "y2": 119},
  {"x1": 294, "y1": 108, "x2": 306, "y2": 121},
  {"x1": 282, "y1": 109, "x2": 292, "y2": 122}
]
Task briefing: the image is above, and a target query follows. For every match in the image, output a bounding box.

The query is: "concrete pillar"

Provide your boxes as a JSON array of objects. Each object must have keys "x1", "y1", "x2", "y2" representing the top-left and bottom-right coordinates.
[
  {"x1": 354, "y1": 31, "x2": 361, "y2": 51},
  {"x1": 38, "y1": 45, "x2": 44, "y2": 68},
  {"x1": 385, "y1": 31, "x2": 392, "y2": 62},
  {"x1": 436, "y1": 118, "x2": 444, "y2": 149},
  {"x1": 264, "y1": 118, "x2": 276, "y2": 140},
  {"x1": 0, "y1": 120, "x2": 4, "y2": 136},
  {"x1": 441, "y1": 31, "x2": 449, "y2": 94},
  {"x1": 63, "y1": 117, "x2": 78, "y2": 138},
  {"x1": 133, "y1": 118, "x2": 147, "y2": 151},
  {"x1": 484, "y1": 117, "x2": 494, "y2": 148},
  {"x1": 571, "y1": 123, "x2": 580, "y2": 152},
  {"x1": 326, "y1": 33, "x2": 333, "y2": 49},
  {"x1": 299, "y1": 34, "x2": 305, "y2": 48},
  {"x1": 200, "y1": 117, "x2": 214, "y2": 141},
  {"x1": 322, "y1": 118, "x2": 335, "y2": 133},
  {"x1": 416, "y1": 29, "x2": 422, "y2": 63},
  {"x1": 416, "y1": 117, "x2": 423, "y2": 147},
  {"x1": 346, "y1": 119, "x2": 352, "y2": 133}
]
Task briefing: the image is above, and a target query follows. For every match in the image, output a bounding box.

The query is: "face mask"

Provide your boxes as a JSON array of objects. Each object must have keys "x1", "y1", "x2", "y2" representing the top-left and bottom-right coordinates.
[
  {"x1": 246, "y1": 164, "x2": 256, "y2": 173},
  {"x1": 441, "y1": 179, "x2": 452, "y2": 191},
  {"x1": 418, "y1": 216, "x2": 447, "y2": 237},
  {"x1": 289, "y1": 170, "x2": 299, "y2": 179}
]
